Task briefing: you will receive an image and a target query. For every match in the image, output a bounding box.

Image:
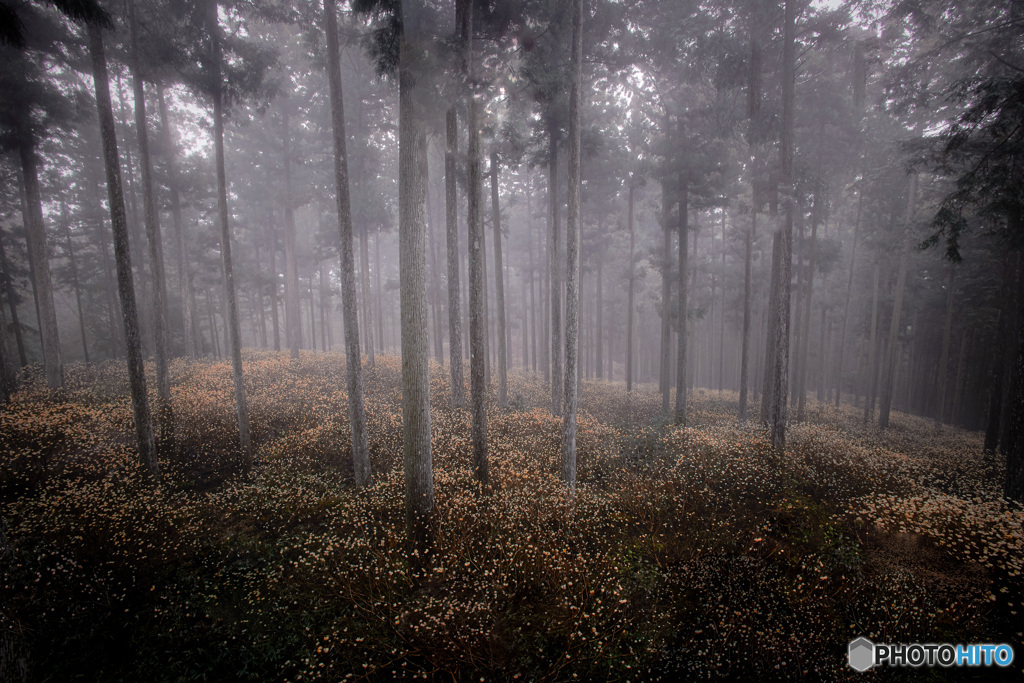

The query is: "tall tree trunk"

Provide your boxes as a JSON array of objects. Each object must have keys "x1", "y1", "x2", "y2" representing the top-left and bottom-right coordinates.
[
  {"x1": 879, "y1": 173, "x2": 916, "y2": 430},
  {"x1": 561, "y1": 0, "x2": 582, "y2": 487},
  {"x1": 157, "y1": 84, "x2": 199, "y2": 358},
  {"x1": 426, "y1": 162, "x2": 443, "y2": 363},
  {"x1": 465, "y1": 0, "x2": 488, "y2": 486},
  {"x1": 718, "y1": 210, "x2": 726, "y2": 394},
  {"x1": 935, "y1": 264, "x2": 955, "y2": 424},
  {"x1": 129, "y1": 4, "x2": 173, "y2": 446},
  {"x1": 626, "y1": 183, "x2": 636, "y2": 392},
  {"x1": 325, "y1": 0, "x2": 372, "y2": 486},
  {"x1": 88, "y1": 22, "x2": 158, "y2": 478},
  {"x1": 16, "y1": 126, "x2": 62, "y2": 390},
  {"x1": 59, "y1": 205, "x2": 89, "y2": 363},
  {"x1": 269, "y1": 212, "x2": 282, "y2": 352},
  {"x1": 765, "y1": 0, "x2": 796, "y2": 454},
  {"x1": 739, "y1": 208, "x2": 754, "y2": 421},
  {"x1": 282, "y1": 105, "x2": 302, "y2": 360},
  {"x1": 0, "y1": 227, "x2": 28, "y2": 367},
  {"x1": 596, "y1": 254, "x2": 603, "y2": 379},
  {"x1": 675, "y1": 171, "x2": 689, "y2": 425},
  {"x1": 549, "y1": 119, "x2": 562, "y2": 416},
  {"x1": 527, "y1": 183, "x2": 538, "y2": 374},
  {"x1": 985, "y1": 257, "x2": 1014, "y2": 453},
  {"x1": 208, "y1": 0, "x2": 251, "y2": 454},
  {"x1": 835, "y1": 184, "x2": 863, "y2": 406},
  {"x1": 399, "y1": 9, "x2": 435, "y2": 568},
  {"x1": 445, "y1": 106, "x2": 464, "y2": 406},
  {"x1": 864, "y1": 261, "x2": 880, "y2": 422},
  {"x1": 796, "y1": 190, "x2": 821, "y2": 421},
  {"x1": 490, "y1": 150, "x2": 508, "y2": 407},
  {"x1": 0, "y1": 293, "x2": 11, "y2": 404},
  {"x1": 660, "y1": 173, "x2": 672, "y2": 413}
]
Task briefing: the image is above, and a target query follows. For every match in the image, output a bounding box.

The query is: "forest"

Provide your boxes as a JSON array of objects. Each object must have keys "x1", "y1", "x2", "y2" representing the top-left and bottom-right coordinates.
[{"x1": 0, "y1": 0, "x2": 1022, "y2": 679}]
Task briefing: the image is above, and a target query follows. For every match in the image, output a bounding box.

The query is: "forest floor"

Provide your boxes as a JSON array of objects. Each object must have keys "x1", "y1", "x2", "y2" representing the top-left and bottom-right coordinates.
[{"x1": 0, "y1": 350, "x2": 1021, "y2": 681}]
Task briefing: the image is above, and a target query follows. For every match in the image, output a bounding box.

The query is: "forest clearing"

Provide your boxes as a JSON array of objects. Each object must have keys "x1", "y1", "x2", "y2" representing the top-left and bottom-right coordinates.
[{"x1": 1, "y1": 353, "x2": 1020, "y2": 680}]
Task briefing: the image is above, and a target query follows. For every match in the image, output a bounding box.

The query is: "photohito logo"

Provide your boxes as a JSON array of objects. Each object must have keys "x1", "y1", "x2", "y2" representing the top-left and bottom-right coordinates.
[{"x1": 848, "y1": 638, "x2": 1014, "y2": 671}]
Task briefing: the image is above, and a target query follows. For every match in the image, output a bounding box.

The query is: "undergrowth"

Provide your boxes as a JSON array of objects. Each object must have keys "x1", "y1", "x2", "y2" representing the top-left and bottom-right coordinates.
[{"x1": 0, "y1": 351, "x2": 1020, "y2": 681}]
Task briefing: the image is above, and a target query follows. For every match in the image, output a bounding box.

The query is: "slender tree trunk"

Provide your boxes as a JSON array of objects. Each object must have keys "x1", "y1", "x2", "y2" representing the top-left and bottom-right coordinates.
[
  {"x1": 796, "y1": 190, "x2": 820, "y2": 421},
  {"x1": 129, "y1": 4, "x2": 173, "y2": 446},
  {"x1": 561, "y1": 0, "x2": 582, "y2": 487},
  {"x1": 282, "y1": 105, "x2": 302, "y2": 360},
  {"x1": 739, "y1": 208, "x2": 754, "y2": 421},
  {"x1": 268, "y1": 213, "x2": 282, "y2": 352},
  {"x1": 718, "y1": 210, "x2": 726, "y2": 394},
  {"x1": 426, "y1": 162, "x2": 443, "y2": 363},
  {"x1": 399, "y1": 12, "x2": 435, "y2": 567},
  {"x1": 660, "y1": 173, "x2": 672, "y2": 414},
  {"x1": 88, "y1": 22, "x2": 158, "y2": 478},
  {"x1": 765, "y1": 0, "x2": 796, "y2": 454},
  {"x1": 879, "y1": 173, "x2": 916, "y2": 430},
  {"x1": 0, "y1": 295, "x2": 11, "y2": 404},
  {"x1": 626, "y1": 183, "x2": 636, "y2": 392},
  {"x1": 325, "y1": 0, "x2": 372, "y2": 486},
  {"x1": 527, "y1": 184, "x2": 538, "y2": 374},
  {"x1": 445, "y1": 107, "x2": 464, "y2": 406},
  {"x1": 375, "y1": 227, "x2": 384, "y2": 351},
  {"x1": 208, "y1": 0, "x2": 251, "y2": 454},
  {"x1": 465, "y1": 0, "x2": 488, "y2": 486},
  {"x1": 675, "y1": 174, "x2": 689, "y2": 425},
  {"x1": 864, "y1": 262, "x2": 881, "y2": 422},
  {"x1": 596, "y1": 254, "x2": 603, "y2": 379},
  {"x1": 835, "y1": 184, "x2": 863, "y2": 407},
  {"x1": 935, "y1": 264, "x2": 955, "y2": 424},
  {"x1": 985, "y1": 258, "x2": 1014, "y2": 453},
  {"x1": 59, "y1": 205, "x2": 89, "y2": 363},
  {"x1": 157, "y1": 85, "x2": 199, "y2": 358},
  {"x1": 0, "y1": 228, "x2": 28, "y2": 367},
  {"x1": 549, "y1": 119, "x2": 562, "y2": 416},
  {"x1": 489, "y1": 150, "x2": 508, "y2": 407},
  {"x1": 17, "y1": 127, "x2": 62, "y2": 390}
]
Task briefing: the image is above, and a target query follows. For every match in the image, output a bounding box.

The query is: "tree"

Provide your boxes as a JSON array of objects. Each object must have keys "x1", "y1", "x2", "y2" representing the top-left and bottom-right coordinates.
[
  {"x1": 464, "y1": 0, "x2": 488, "y2": 486},
  {"x1": 87, "y1": 18, "x2": 158, "y2": 478},
  {"x1": 206, "y1": 0, "x2": 252, "y2": 455},
  {"x1": 128, "y1": 0, "x2": 173, "y2": 445},
  {"x1": 323, "y1": 0, "x2": 372, "y2": 486},
  {"x1": 762, "y1": 0, "x2": 796, "y2": 454},
  {"x1": 561, "y1": 0, "x2": 583, "y2": 487}
]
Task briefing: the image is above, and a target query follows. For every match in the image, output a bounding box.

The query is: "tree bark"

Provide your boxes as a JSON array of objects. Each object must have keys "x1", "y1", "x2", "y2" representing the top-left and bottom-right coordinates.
[
  {"x1": 626, "y1": 183, "x2": 636, "y2": 392},
  {"x1": 17, "y1": 127, "x2": 62, "y2": 390},
  {"x1": 59, "y1": 205, "x2": 89, "y2": 363},
  {"x1": 0, "y1": 227, "x2": 28, "y2": 367},
  {"x1": 88, "y1": 21, "x2": 158, "y2": 478},
  {"x1": 561, "y1": 0, "x2": 582, "y2": 488},
  {"x1": 835, "y1": 183, "x2": 863, "y2": 407},
  {"x1": 935, "y1": 264, "x2": 955, "y2": 423},
  {"x1": 739, "y1": 207, "x2": 754, "y2": 421},
  {"x1": 325, "y1": 0, "x2": 372, "y2": 486},
  {"x1": 282, "y1": 104, "x2": 302, "y2": 360},
  {"x1": 549, "y1": 118, "x2": 562, "y2": 416},
  {"x1": 445, "y1": 107, "x2": 464, "y2": 406},
  {"x1": 765, "y1": 0, "x2": 796, "y2": 454},
  {"x1": 400, "y1": 9, "x2": 435, "y2": 567},
  {"x1": 208, "y1": 0, "x2": 251, "y2": 454},
  {"x1": 675, "y1": 173, "x2": 689, "y2": 425},
  {"x1": 129, "y1": 3, "x2": 173, "y2": 446},
  {"x1": 490, "y1": 150, "x2": 508, "y2": 406},
  {"x1": 157, "y1": 84, "x2": 200, "y2": 358},
  {"x1": 879, "y1": 172, "x2": 916, "y2": 430},
  {"x1": 465, "y1": 0, "x2": 488, "y2": 486}
]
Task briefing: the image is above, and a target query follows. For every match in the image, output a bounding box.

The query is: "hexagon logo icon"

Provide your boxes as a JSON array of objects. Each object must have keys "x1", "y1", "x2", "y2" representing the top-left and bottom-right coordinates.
[{"x1": 848, "y1": 637, "x2": 875, "y2": 672}]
